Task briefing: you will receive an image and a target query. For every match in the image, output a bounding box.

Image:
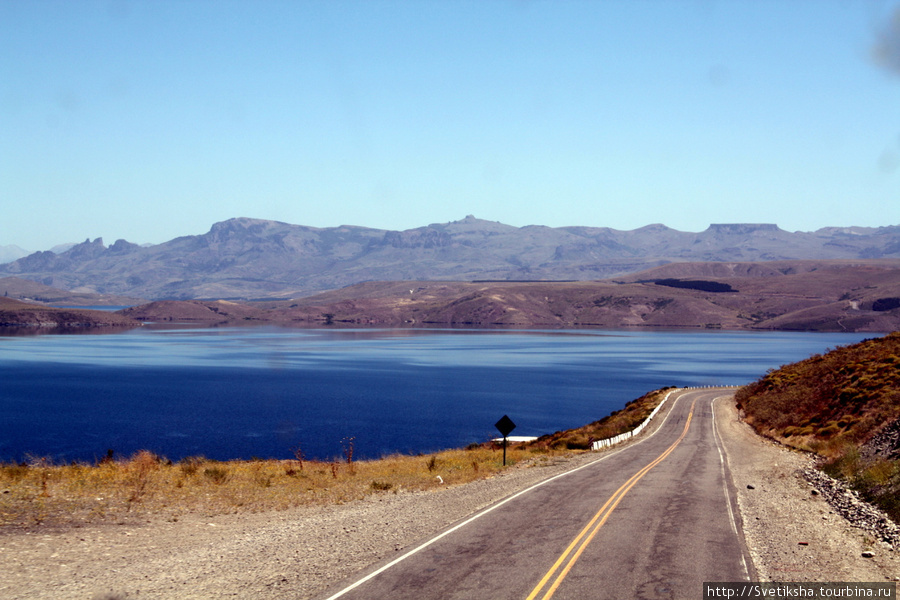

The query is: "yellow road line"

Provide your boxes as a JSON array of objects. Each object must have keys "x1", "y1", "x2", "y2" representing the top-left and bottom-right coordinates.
[{"x1": 525, "y1": 399, "x2": 697, "y2": 600}]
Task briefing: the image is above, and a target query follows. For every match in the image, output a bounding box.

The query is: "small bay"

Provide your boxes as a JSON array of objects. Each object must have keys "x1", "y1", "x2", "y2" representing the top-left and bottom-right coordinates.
[{"x1": 0, "y1": 327, "x2": 875, "y2": 463}]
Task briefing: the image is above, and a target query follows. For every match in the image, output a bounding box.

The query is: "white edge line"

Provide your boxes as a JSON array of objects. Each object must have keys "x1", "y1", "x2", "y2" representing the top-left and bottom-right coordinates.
[
  {"x1": 711, "y1": 396, "x2": 751, "y2": 579},
  {"x1": 322, "y1": 388, "x2": 685, "y2": 600}
]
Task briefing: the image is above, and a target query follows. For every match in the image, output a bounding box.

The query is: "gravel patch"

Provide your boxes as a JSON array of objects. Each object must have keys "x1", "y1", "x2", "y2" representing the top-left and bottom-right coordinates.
[{"x1": 801, "y1": 468, "x2": 900, "y2": 549}]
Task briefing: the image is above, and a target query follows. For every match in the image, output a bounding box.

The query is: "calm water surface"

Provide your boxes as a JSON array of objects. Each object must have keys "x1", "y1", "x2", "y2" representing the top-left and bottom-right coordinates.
[{"x1": 0, "y1": 327, "x2": 876, "y2": 462}]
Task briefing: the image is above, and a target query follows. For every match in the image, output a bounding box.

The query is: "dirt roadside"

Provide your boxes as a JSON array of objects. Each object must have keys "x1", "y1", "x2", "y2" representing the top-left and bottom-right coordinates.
[
  {"x1": 716, "y1": 396, "x2": 899, "y2": 582},
  {"x1": 1, "y1": 392, "x2": 897, "y2": 599}
]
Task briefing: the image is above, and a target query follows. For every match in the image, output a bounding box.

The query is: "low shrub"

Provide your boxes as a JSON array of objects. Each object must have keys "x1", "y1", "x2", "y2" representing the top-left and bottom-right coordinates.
[
  {"x1": 203, "y1": 467, "x2": 230, "y2": 485},
  {"x1": 1, "y1": 463, "x2": 28, "y2": 482},
  {"x1": 179, "y1": 456, "x2": 204, "y2": 477}
]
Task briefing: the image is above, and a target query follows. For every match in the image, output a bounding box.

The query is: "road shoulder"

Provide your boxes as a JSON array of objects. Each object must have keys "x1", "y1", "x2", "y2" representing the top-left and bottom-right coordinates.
[{"x1": 715, "y1": 395, "x2": 899, "y2": 582}]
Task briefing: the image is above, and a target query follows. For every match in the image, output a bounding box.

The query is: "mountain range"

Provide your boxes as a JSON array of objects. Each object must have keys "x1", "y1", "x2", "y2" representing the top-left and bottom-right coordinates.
[{"x1": 2, "y1": 216, "x2": 900, "y2": 300}]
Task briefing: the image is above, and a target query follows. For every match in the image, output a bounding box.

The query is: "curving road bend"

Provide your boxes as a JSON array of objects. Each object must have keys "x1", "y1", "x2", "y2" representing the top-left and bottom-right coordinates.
[{"x1": 316, "y1": 388, "x2": 754, "y2": 600}]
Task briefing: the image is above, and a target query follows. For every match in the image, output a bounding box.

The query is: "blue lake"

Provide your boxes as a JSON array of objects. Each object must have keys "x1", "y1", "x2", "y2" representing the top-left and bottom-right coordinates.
[{"x1": 0, "y1": 327, "x2": 876, "y2": 463}]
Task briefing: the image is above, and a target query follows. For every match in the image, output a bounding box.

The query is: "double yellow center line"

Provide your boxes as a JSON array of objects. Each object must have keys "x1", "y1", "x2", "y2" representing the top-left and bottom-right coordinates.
[{"x1": 525, "y1": 399, "x2": 697, "y2": 600}]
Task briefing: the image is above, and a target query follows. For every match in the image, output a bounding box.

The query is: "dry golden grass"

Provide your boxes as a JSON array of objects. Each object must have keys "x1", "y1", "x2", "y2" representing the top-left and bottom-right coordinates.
[
  {"x1": 0, "y1": 389, "x2": 671, "y2": 531},
  {"x1": 0, "y1": 444, "x2": 569, "y2": 529},
  {"x1": 736, "y1": 331, "x2": 900, "y2": 455},
  {"x1": 525, "y1": 387, "x2": 673, "y2": 451}
]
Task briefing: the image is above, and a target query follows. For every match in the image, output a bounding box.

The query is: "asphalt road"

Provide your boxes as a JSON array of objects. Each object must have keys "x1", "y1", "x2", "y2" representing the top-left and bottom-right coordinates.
[{"x1": 317, "y1": 388, "x2": 753, "y2": 600}]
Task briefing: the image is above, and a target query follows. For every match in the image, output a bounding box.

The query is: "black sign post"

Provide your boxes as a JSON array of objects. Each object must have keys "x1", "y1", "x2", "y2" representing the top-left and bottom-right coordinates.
[{"x1": 495, "y1": 415, "x2": 516, "y2": 466}]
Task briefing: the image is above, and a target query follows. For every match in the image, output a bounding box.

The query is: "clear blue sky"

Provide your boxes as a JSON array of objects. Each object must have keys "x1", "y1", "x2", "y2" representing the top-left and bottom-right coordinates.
[{"x1": 2, "y1": 0, "x2": 899, "y2": 251}]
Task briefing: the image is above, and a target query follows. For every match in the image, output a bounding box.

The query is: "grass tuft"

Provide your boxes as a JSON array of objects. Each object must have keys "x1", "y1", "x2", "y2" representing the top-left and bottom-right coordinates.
[{"x1": 203, "y1": 467, "x2": 230, "y2": 485}]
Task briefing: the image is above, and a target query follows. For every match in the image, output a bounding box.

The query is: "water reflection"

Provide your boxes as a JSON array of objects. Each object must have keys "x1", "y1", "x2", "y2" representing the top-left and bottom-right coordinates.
[{"x1": 0, "y1": 327, "x2": 877, "y2": 462}]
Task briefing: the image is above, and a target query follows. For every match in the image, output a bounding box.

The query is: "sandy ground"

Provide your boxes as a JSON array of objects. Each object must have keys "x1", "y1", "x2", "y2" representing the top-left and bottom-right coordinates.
[{"x1": 1, "y1": 393, "x2": 897, "y2": 599}]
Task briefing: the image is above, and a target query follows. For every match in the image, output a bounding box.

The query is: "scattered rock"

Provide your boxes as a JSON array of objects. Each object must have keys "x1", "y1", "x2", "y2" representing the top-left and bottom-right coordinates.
[
  {"x1": 802, "y1": 468, "x2": 900, "y2": 548},
  {"x1": 863, "y1": 551, "x2": 875, "y2": 558},
  {"x1": 860, "y1": 418, "x2": 900, "y2": 463},
  {"x1": 747, "y1": 484, "x2": 756, "y2": 490}
]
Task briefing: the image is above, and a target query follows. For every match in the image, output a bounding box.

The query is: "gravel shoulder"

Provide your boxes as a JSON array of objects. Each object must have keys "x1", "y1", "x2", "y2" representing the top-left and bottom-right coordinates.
[
  {"x1": 715, "y1": 396, "x2": 899, "y2": 583},
  {"x1": 1, "y1": 391, "x2": 897, "y2": 599}
]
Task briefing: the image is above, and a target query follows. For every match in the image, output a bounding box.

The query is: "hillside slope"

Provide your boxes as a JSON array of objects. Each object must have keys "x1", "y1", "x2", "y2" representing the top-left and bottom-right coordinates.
[
  {"x1": 0, "y1": 297, "x2": 139, "y2": 330},
  {"x1": 0, "y1": 276, "x2": 143, "y2": 306},
  {"x1": 735, "y1": 332, "x2": 900, "y2": 520},
  {"x1": 114, "y1": 259, "x2": 900, "y2": 332}
]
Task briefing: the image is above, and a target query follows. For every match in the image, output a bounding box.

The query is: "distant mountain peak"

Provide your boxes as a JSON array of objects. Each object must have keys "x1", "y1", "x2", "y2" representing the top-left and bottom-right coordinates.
[
  {"x1": 0, "y1": 245, "x2": 30, "y2": 264},
  {"x1": 436, "y1": 215, "x2": 517, "y2": 233},
  {"x1": 705, "y1": 223, "x2": 783, "y2": 235},
  {"x1": 634, "y1": 223, "x2": 674, "y2": 233},
  {"x1": 209, "y1": 217, "x2": 287, "y2": 232}
]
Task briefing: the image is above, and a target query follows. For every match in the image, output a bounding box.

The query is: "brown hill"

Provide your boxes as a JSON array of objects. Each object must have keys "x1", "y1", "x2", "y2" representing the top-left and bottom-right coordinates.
[
  {"x1": 0, "y1": 297, "x2": 139, "y2": 330},
  {"x1": 735, "y1": 332, "x2": 900, "y2": 521},
  {"x1": 119, "y1": 259, "x2": 900, "y2": 332},
  {"x1": 736, "y1": 332, "x2": 900, "y2": 450},
  {"x1": 120, "y1": 300, "x2": 275, "y2": 325}
]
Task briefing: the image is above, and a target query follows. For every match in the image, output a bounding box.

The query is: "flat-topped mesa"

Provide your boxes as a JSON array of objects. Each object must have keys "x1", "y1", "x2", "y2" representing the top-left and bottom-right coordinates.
[{"x1": 704, "y1": 223, "x2": 783, "y2": 235}]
